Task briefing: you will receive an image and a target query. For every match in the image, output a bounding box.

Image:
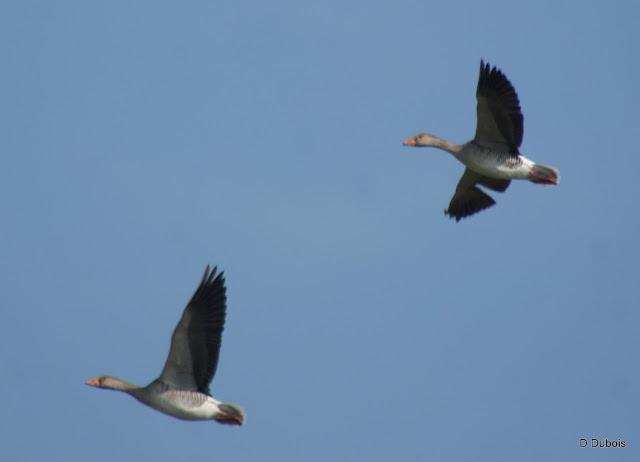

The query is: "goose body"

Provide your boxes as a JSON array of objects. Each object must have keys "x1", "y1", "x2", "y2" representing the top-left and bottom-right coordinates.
[
  {"x1": 86, "y1": 266, "x2": 245, "y2": 425},
  {"x1": 131, "y1": 382, "x2": 233, "y2": 421},
  {"x1": 404, "y1": 60, "x2": 559, "y2": 221},
  {"x1": 456, "y1": 141, "x2": 533, "y2": 180}
]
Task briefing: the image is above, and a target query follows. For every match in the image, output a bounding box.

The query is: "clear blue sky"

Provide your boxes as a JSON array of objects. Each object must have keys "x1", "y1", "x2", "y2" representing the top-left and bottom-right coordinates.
[{"x1": 2, "y1": 1, "x2": 639, "y2": 461}]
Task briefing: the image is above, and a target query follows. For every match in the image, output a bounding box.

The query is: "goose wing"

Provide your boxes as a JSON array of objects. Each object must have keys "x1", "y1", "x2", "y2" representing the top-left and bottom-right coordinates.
[
  {"x1": 474, "y1": 60, "x2": 523, "y2": 153},
  {"x1": 159, "y1": 266, "x2": 227, "y2": 394},
  {"x1": 446, "y1": 168, "x2": 510, "y2": 221}
]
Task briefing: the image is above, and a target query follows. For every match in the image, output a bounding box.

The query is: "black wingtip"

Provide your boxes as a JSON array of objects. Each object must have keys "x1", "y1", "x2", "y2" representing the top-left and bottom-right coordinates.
[
  {"x1": 444, "y1": 209, "x2": 463, "y2": 222},
  {"x1": 194, "y1": 265, "x2": 225, "y2": 300},
  {"x1": 445, "y1": 186, "x2": 497, "y2": 222},
  {"x1": 201, "y1": 264, "x2": 223, "y2": 281},
  {"x1": 480, "y1": 59, "x2": 491, "y2": 75}
]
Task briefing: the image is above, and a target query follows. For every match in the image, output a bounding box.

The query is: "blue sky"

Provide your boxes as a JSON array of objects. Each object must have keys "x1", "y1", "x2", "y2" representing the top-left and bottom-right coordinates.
[{"x1": 2, "y1": 1, "x2": 639, "y2": 461}]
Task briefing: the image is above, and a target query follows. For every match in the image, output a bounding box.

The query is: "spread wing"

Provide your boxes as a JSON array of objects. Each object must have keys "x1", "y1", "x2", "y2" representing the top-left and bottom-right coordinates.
[
  {"x1": 445, "y1": 168, "x2": 510, "y2": 221},
  {"x1": 158, "y1": 266, "x2": 227, "y2": 394},
  {"x1": 474, "y1": 60, "x2": 523, "y2": 153}
]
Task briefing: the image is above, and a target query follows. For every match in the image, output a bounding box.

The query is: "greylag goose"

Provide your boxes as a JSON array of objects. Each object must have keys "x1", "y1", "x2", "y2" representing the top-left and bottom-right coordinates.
[
  {"x1": 86, "y1": 266, "x2": 245, "y2": 425},
  {"x1": 403, "y1": 60, "x2": 559, "y2": 221}
]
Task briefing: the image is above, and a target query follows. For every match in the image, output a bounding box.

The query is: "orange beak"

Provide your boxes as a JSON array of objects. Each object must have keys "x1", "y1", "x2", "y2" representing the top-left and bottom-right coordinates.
[
  {"x1": 85, "y1": 378, "x2": 100, "y2": 387},
  {"x1": 403, "y1": 138, "x2": 416, "y2": 146}
]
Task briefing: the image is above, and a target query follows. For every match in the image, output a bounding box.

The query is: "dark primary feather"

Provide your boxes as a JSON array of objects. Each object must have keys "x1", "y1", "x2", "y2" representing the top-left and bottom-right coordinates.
[
  {"x1": 445, "y1": 168, "x2": 510, "y2": 221},
  {"x1": 446, "y1": 187, "x2": 495, "y2": 221},
  {"x1": 159, "y1": 266, "x2": 227, "y2": 394},
  {"x1": 474, "y1": 60, "x2": 524, "y2": 153}
]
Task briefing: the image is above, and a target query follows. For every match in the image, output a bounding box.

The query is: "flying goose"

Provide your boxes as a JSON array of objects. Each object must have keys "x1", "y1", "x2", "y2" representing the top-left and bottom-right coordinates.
[
  {"x1": 86, "y1": 266, "x2": 245, "y2": 425},
  {"x1": 403, "y1": 60, "x2": 559, "y2": 221}
]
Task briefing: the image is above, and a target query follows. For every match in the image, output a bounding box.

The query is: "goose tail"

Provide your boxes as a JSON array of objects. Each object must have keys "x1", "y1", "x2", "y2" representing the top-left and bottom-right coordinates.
[{"x1": 529, "y1": 163, "x2": 560, "y2": 185}]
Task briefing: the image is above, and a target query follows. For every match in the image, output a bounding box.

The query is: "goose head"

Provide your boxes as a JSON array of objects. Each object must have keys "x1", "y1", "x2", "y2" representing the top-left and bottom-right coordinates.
[
  {"x1": 85, "y1": 375, "x2": 137, "y2": 392},
  {"x1": 403, "y1": 133, "x2": 440, "y2": 147}
]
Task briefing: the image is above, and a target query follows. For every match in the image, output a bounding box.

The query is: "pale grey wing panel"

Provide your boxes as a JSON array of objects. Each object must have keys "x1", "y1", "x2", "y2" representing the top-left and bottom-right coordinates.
[
  {"x1": 158, "y1": 304, "x2": 200, "y2": 391},
  {"x1": 159, "y1": 266, "x2": 227, "y2": 394}
]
